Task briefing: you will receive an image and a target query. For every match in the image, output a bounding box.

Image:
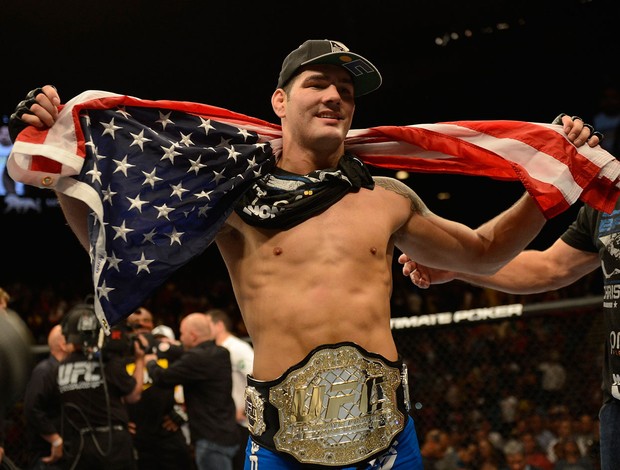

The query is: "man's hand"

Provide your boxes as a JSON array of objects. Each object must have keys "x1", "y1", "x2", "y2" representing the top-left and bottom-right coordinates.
[
  {"x1": 9, "y1": 85, "x2": 61, "y2": 141},
  {"x1": 553, "y1": 113, "x2": 603, "y2": 148},
  {"x1": 133, "y1": 334, "x2": 149, "y2": 359},
  {"x1": 41, "y1": 437, "x2": 63, "y2": 463},
  {"x1": 398, "y1": 253, "x2": 455, "y2": 289},
  {"x1": 128, "y1": 421, "x2": 137, "y2": 435},
  {"x1": 162, "y1": 414, "x2": 181, "y2": 432},
  {"x1": 144, "y1": 353, "x2": 158, "y2": 364}
]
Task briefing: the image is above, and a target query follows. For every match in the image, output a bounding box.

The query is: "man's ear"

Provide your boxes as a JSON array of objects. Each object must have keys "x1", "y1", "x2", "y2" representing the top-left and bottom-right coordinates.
[{"x1": 271, "y1": 88, "x2": 286, "y2": 118}]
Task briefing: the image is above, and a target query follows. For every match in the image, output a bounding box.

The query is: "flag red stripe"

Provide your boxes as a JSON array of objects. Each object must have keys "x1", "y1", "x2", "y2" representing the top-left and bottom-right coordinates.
[{"x1": 8, "y1": 90, "x2": 620, "y2": 220}]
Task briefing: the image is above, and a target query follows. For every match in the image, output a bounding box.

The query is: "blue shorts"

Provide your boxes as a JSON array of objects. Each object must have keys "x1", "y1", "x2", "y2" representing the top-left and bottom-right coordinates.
[
  {"x1": 243, "y1": 416, "x2": 422, "y2": 469},
  {"x1": 599, "y1": 399, "x2": 620, "y2": 470}
]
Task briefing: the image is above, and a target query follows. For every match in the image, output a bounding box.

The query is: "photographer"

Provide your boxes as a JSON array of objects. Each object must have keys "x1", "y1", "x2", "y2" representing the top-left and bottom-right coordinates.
[
  {"x1": 125, "y1": 308, "x2": 192, "y2": 470},
  {"x1": 55, "y1": 301, "x2": 145, "y2": 470}
]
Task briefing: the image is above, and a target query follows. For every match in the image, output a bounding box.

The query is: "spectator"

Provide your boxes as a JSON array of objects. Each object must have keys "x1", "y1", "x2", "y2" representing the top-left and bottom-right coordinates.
[
  {"x1": 145, "y1": 312, "x2": 239, "y2": 470},
  {"x1": 204, "y1": 308, "x2": 254, "y2": 470},
  {"x1": 478, "y1": 437, "x2": 506, "y2": 470},
  {"x1": 553, "y1": 439, "x2": 595, "y2": 470},
  {"x1": 499, "y1": 387, "x2": 520, "y2": 437},
  {"x1": 57, "y1": 300, "x2": 145, "y2": 469},
  {"x1": 0, "y1": 119, "x2": 17, "y2": 197},
  {"x1": 502, "y1": 440, "x2": 543, "y2": 470},
  {"x1": 475, "y1": 419, "x2": 504, "y2": 451},
  {"x1": 526, "y1": 413, "x2": 555, "y2": 458},
  {"x1": 0, "y1": 406, "x2": 6, "y2": 468},
  {"x1": 126, "y1": 307, "x2": 155, "y2": 333},
  {"x1": 455, "y1": 440, "x2": 478, "y2": 469},
  {"x1": 0, "y1": 406, "x2": 20, "y2": 470},
  {"x1": 592, "y1": 81, "x2": 620, "y2": 156},
  {"x1": 420, "y1": 428, "x2": 450, "y2": 469},
  {"x1": 519, "y1": 432, "x2": 553, "y2": 470},
  {"x1": 537, "y1": 350, "x2": 567, "y2": 407},
  {"x1": 150, "y1": 323, "x2": 190, "y2": 445},
  {"x1": 546, "y1": 417, "x2": 575, "y2": 463},
  {"x1": 125, "y1": 307, "x2": 193, "y2": 470},
  {"x1": 22, "y1": 324, "x2": 69, "y2": 470},
  {"x1": 572, "y1": 413, "x2": 599, "y2": 463},
  {"x1": 430, "y1": 431, "x2": 477, "y2": 470},
  {"x1": 0, "y1": 285, "x2": 34, "y2": 468},
  {"x1": 434, "y1": 429, "x2": 461, "y2": 470}
]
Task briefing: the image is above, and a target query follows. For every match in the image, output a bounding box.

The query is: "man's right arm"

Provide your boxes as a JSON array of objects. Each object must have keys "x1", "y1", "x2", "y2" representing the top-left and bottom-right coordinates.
[
  {"x1": 56, "y1": 193, "x2": 91, "y2": 251},
  {"x1": 10, "y1": 85, "x2": 91, "y2": 251}
]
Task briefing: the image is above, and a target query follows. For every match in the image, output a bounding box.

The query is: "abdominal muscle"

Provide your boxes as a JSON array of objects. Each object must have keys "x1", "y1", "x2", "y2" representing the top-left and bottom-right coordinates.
[
  {"x1": 239, "y1": 268, "x2": 396, "y2": 381},
  {"x1": 216, "y1": 192, "x2": 403, "y2": 381}
]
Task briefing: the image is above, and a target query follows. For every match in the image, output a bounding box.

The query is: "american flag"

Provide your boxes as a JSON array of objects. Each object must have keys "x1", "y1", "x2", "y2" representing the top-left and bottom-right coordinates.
[{"x1": 8, "y1": 90, "x2": 620, "y2": 332}]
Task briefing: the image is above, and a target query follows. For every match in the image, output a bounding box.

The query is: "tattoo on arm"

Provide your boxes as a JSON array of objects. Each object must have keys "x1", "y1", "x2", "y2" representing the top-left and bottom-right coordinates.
[{"x1": 373, "y1": 176, "x2": 430, "y2": 215}]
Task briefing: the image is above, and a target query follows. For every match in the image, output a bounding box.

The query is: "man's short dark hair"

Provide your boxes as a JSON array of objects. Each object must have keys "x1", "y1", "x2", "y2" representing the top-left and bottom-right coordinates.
[{"x1": 205, "y1": 308, "x2": 233, "y2": 332}]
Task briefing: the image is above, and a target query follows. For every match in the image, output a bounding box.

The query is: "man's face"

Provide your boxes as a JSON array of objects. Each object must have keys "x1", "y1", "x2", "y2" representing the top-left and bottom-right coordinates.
[
  {"x1": 127, "y1": 308, "x2": 154, "y2": 333},
  {"x1": 204, "y1": 315, "x2": 217, "y2": 339},
  {"x1": 506, "y1": 453, "x2": 526, "y2": 470},
  {"x1": 179, "y1": 319, "x2": 193, "y2": 349},
  {"x1": 282, "y1": 65, "x2": 355, "y2": 151},
  {"x1": 0, "y1": 125, "x2": 11, "y2": 147}
]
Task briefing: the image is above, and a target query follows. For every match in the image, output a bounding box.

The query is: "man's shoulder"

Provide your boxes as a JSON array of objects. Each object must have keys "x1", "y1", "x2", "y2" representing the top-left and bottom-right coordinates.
[
  {"x1": 371, "y1": 176, "x2": 429, "y2": 215},
  {"x1": 216, "y1": 211, "x2": 243, "y2": 241},
  {"x1": 196, "y1": 340, "x2": 230, "y2": 356},
  {"x1": 372, "y1": 175, "x2": 413, "y2": 194},
  {"x1": 33, "y1": 355, "x2": 59, "y2": 373},
  {"x1": 224, "y1": 335, "x2": 254, "y2": 356},
  {"x1": 224, "y1": 335, "x2": 252, "y2": 347},
  {"x1": 197, "y1": 342, "x2": 234, "y2": 371},
  {"x1": 372, "y1": 175, "x2": 398, "y2": 184}
]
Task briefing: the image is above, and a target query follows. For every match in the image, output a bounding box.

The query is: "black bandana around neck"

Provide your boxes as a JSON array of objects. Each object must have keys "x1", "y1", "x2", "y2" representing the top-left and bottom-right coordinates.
[{"x1": 234, "y1": 153, "x2": 375, "y2": 230}]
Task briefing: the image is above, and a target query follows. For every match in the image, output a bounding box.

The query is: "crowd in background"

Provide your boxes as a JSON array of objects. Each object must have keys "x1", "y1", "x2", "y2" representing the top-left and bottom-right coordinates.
[
  {"x1": 1, "y1": 80, "x2": 618, "y2": 469},
  {"x1": 0, "y1": 262, "x2": 606, "y2": 469}
]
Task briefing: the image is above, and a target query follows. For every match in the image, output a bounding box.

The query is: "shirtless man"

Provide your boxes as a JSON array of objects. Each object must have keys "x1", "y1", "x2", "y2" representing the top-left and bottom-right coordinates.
[{"x1": 9, "y1": 39, "x2": 599, "y2": 469}]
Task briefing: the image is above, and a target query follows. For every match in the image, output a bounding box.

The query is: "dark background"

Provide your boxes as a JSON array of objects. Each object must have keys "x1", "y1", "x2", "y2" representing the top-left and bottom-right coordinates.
[
  {"x1": 2, "y1": 0, "x2": 619, "y2": 281},
  {"x1": 2, "y1": 0, "x2": 619, "y2": 124}
]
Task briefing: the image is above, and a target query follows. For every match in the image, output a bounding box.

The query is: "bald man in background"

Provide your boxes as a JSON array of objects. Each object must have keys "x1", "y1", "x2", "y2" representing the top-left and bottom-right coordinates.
[{"x1": 145, "y1": 313, "x2": 238, "y2": 470}]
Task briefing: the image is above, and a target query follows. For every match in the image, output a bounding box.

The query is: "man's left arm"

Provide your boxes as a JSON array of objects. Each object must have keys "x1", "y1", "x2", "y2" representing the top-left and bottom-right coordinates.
[{"x1": 393, "y1": 115, "x2": 602, "y2": 277}]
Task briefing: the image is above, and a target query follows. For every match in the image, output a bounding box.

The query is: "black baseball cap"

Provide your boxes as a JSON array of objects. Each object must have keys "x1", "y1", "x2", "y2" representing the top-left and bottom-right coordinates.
[
  {"x1": 61, "y1": 302, "x2": 99, "y2": 345},
  {"x1": 277, "y1": 39, "x2": 382, "y2": 97}
]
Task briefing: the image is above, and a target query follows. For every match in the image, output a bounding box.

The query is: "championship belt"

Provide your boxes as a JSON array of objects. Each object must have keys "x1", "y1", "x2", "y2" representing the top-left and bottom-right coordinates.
[{"x1": 245, "y1": 342, "x2": 410, "y2": 466}]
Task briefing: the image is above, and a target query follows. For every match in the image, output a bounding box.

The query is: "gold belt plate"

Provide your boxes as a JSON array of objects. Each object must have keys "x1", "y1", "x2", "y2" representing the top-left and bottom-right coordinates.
[{"x1": 269, "y1": 344, "x2": 405, "y2": 466}]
